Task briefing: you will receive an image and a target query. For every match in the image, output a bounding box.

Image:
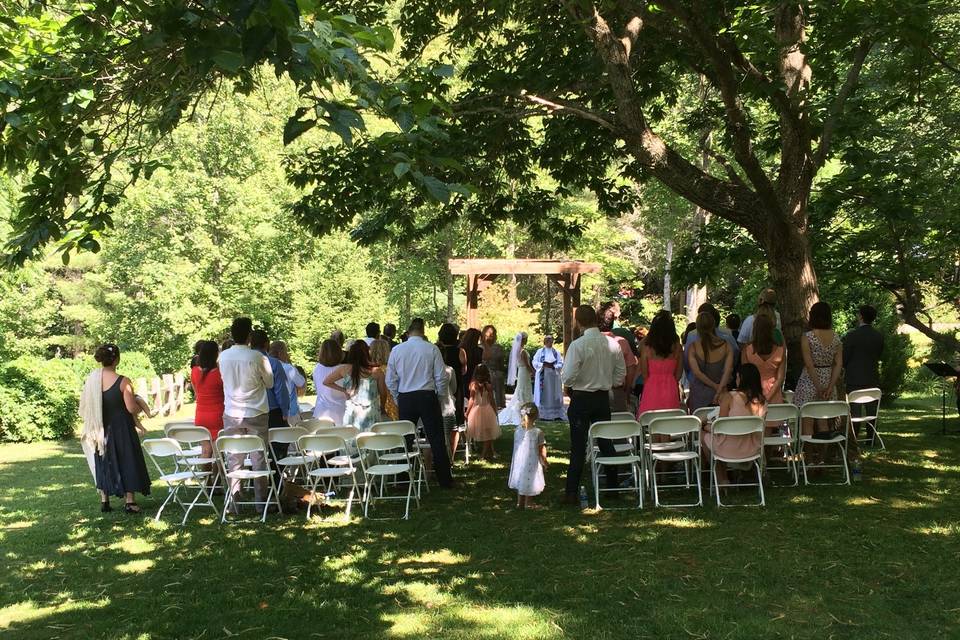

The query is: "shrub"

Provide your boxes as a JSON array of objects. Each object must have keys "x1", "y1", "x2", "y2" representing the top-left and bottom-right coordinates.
[{"x1": 0, "y1": 356, "x2": 83, "y2": 442}]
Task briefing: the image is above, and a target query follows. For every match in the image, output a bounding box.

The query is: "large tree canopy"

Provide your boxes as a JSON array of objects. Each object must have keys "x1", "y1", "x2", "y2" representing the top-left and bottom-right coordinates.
[{"x1": 2, "y1": 1, "x2": 959, "y2": 355}]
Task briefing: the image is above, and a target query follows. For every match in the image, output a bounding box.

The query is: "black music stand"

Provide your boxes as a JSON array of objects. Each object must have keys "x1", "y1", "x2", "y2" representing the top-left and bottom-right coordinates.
[{"x1": 924, "y1": 362, "x2": 959, "y2": 435}]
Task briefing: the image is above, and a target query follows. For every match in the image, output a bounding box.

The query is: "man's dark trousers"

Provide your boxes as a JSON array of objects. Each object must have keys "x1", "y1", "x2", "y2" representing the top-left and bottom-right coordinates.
[
  {"x1": 398, "y1": 390, "x2": 453, "y2": 487},
  {"x1": 565, "y1": 389, "x2": 617, "y2": 495}
]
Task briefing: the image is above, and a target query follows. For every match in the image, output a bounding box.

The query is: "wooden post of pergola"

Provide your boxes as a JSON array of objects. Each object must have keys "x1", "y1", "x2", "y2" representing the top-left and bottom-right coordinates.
[{"x1": 448, "y1": 259, "x2": 602, "y2": 348}]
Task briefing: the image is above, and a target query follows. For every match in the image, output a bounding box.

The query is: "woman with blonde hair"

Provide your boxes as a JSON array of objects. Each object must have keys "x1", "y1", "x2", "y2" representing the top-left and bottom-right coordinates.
[{"x1": 369, "y1": 338, "x2": 399, "y2": 420}]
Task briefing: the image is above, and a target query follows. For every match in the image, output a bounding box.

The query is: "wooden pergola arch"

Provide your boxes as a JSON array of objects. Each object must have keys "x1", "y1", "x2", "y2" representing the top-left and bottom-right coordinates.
[{"x1": 448, "y1": 259, "x2": 602, "y2": 347}]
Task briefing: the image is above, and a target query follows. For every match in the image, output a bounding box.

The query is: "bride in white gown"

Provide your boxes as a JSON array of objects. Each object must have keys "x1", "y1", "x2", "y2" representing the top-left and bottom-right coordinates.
[{"x1": 498, "y1": 332, "x2": 535, "y2": 425}]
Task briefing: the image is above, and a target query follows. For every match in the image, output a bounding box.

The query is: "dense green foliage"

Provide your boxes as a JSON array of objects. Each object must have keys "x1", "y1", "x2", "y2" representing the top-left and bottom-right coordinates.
[{"x1": 0, "y1": 355, "x2": 81, "y2": 442}]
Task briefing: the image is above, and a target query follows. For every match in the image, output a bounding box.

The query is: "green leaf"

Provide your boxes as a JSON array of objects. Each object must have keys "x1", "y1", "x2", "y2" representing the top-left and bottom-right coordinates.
[
  {"x1": 212, "y1": 51, "x2": 245, "y2": 73},
  {"x1": 420, "y1": 175, "x2": 451, "y2": 204},
  {"x1": 283, "y1": 116, "x2": 316, "y2": 145},
  {"x1": 393, "y1": 162, "x2": 410, "y2": 178}
]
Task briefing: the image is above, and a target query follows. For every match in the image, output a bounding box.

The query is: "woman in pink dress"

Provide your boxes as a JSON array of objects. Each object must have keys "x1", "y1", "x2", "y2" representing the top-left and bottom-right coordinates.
[
  {"x1": 466, "y1": 364, "x2": 501, "y2": 460},
  {"x1": 637, "y1": 310, "x2": 683, "y2": 419},
  {"x1": 701, "y1": 363, "x2": 766, "y2": 486},
  {"x1": 740, "y1": 313, "x2": 786, "y2": 408}
]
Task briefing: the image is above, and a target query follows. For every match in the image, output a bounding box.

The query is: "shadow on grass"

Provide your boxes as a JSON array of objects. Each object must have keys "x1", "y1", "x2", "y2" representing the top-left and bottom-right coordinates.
[{"x1": 1, "y1": 398, "x2": 959, "y2": 638}]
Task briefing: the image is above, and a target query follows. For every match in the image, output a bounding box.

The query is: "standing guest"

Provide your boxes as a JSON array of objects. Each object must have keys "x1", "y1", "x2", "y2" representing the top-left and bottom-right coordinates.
[
  {"x1": 221, "y1": 338, "x2": 235, "y2": 352},
  {"x1": 370, "y1": 338, "x2": 399, "y2": 420},
  {"x1": 251, "y1": 329, "x2": 296, "y2": 432},
  {"x1": 312, "y1": 339, "x2": 347, "y2": 424},
  {"x1": 532, "y1": 335, "x2": 566, "y2": 420},
  {"x1": 465, "y1": 364, "x2": 502, "y2": 460},
  {"x1": 700, "y1": 363, "x2": 767, "y2": 487},
  {"x1": 269, "y1": 340, "x2": 306, "y2": 423},
  {"x1": 599, "y1": 305, "x2": 638, "y2": 412},
  {"x1": 481, "y1": 325, "x2": 507, "y2": 409},
  {"x1": 637, "y1": 310, "x2": 683, "y2": 417},
  {"x1": 737, "y1": 288, "x2": 781, "y2": 346},
  {"x1": 189, "y1": 340, "x2": 203, "y2": 369},
  {"x1": 683, "y1": 303, "x2": 739, "y2": 381},
  {"x1": 741, "y1": 314, "x2": 786, "y2": 405},
  {"x1": 436, "y1": 323, "x2": 464, "y2": 450},
  {"x1": 364, "y1": 322, "x2": 381, "y2": 346},
  {"x1": 324, "y1": 340, "x2": 387, "y2": 430},
  {"x1": 680, "y1": 322, "x2": 697, "y2": 346},
  {"x1": 439, "y1": 356, "x2": 459, "y2": 452},
  {"x1": 383, "y1": 323, "x2": 398, "y2": 348},
  {"x1": 843, "y1": 304, "x2": 884, "y2": 393},
  {"x1": 330, "y1": 329, "x2": 347, "y2": 362},
  {"x1": 794, "y1": 302, "x2": 844, "y2": 436},
  {"x1": 80, "y1": 344, "x2": 152, "y2": 514},
  {"x1": 602, "y1": 301, "x2": 640, "y2": 356},
  {"x1": 562, "y1": 306, "x2": 626, "y2": 505},
  {"x1": 458, "y1": 328, "x2": 484, "y2": 408},
  {"x1": 726, "y1": 313, "x2": 742, "y2": 342},
  {"x1": 498, "y1": 332, "x2": 535, "y2": 426},
  {"x1": 215, "y1": 318, "x2": 274, "y2": 508},
  {"x1": 687, "y1": 311, "x2": 734, "y2": 411},
  {"x1": 508, "y1": 403, "x2": 548, "y2": 510},
  {"x1": 191, "y1": 340, "x2": 224, "y2": 457},
  {"x1": 385, "y1": 318, "x2": 455, "y2": 488}
]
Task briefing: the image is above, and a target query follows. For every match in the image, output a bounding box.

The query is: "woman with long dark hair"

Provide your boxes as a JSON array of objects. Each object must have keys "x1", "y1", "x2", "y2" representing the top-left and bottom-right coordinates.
[
  {"x1": 191, "y1": 340, "x2": 224, "y2": 454},
  {"x1": 701, "y1": 363, "x2": 767, "y2": 486},
  {"x1": 636, "y1": 310, "x2": 683, "y2": 417},
  {"x1": 687, "y1": 311, "x2": 733, "y2": 411},
  {"x1": 323, "y1": 340, "x2": 388, "y2": 430},
  {"x1": 437, "y1": 322, "x2": 464, "y2": 454}
]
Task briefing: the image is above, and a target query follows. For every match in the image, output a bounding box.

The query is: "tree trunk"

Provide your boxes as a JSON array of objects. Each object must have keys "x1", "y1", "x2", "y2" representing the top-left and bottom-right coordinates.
[
  {"x1": 445, "y1": 269, "x2": 455, "y2": 321},
  {"x1": 663, "y1": 240, "x2": 673, "y2": 311},
  {"x1": 765, "y1": 227, "x2": 819, "y2": 384}
]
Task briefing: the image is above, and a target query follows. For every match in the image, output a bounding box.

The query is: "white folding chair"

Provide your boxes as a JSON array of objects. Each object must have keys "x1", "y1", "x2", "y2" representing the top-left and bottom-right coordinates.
[
  {"x1": 356, "y1": 433, "x2": 418, "y2": 519},
  {"x1": 648, "y1": 416, "x2": 703, "y2": 508},
  {"x1": 300, "y1": 417, "x2": 336, "y2": 433},
  {"x1": 298, "y1": 433, "x2": 359, "y2": 520},
  {"x1": 372, "y1": 420, "x2": 428, "y2": 498},
  {"x1": 762, "y1": 404, "x2": 800, "y2": 486},
  {"x1": 298, "y1": 401, "x2": 315, "y2": 417},
  {"x1": 215, "y1": 434, "x2": 281, "y2": 523},
  {"x1": 638, "y1": 409, "x2": 688, "y2": 488},
  {"x1": 141, "y1": 438, "x2": 215, "y2": 524},
  {"x1": 799, "y1": 401, "x2": 852, "y2": 485},
  {"x1": 268, "y1": 426, "x2": 310, "y2": 491},
  {"x1": 847, "y1": 388, "x2": 883, "y2": 449},
  {"x1": 588, "y1": 420, "x2": 644, "y2": 509},
  {"x1": 163, "y1": 420, "x2": 196, "y2": 435},
  {"x1": 692, "y1": 406, "x2": 719, "y2": 424},
  {"x1": 167, "y1": 426, "x2": 221, "y2": 491},
  {"x1": 709, "y1": 416, "x2": 766, "y2": 507},
  {"x1": 609, "y1": 412, "x2": 638, "y2": 454}
]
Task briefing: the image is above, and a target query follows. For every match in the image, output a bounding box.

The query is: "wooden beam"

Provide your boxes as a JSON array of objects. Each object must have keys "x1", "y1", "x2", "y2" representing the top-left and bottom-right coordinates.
[
  {"x1": 466, "y1": 274, "x2": 479, "y2": 329},
  {"x1": 562, "y1": 274, "x2": 573, "y2": 349},
  {"x1": 449, "y1": 259, "x2": 601, "y2": 276}
]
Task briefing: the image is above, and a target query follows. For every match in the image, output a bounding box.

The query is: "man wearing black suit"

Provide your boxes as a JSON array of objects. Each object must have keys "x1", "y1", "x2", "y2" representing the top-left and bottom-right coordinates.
[{"x1": 843, "y1": 305, "x2": 884, "y2": 438}]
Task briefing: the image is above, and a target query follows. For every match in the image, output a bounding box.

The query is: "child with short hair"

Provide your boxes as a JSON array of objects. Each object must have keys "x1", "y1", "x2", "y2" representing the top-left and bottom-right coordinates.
[
  {"x1": 508, "y1": 403, "x2": 548, "y2": 509},
  {"x1": 465, "y1": 364, "x2": 501, "y2": 460}
]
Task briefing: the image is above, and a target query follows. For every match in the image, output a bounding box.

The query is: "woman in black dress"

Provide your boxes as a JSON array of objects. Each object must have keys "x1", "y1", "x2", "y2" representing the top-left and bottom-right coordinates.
[{"x1": 84, "y1": 344, "x2": 152, "y2": 513}]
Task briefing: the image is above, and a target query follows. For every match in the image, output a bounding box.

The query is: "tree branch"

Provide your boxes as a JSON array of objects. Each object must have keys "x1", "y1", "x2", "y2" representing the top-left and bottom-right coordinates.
[
  {"x1": 520, "y1": 92, "x2": 617, "y2": 131},
  {"x1": 814, "y1": 38, "x2": 872, "y2": 168}
]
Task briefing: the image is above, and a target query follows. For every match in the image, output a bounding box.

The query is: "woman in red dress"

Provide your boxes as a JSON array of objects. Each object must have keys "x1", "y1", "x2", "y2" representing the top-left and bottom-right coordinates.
[{"x1": 190, "y1": 340, "x2": 224, "y2": 457}]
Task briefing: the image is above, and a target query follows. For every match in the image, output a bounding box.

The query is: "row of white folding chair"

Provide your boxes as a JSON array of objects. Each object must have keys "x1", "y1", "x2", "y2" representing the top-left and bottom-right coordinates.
[
  {"x1": 638, "y1": 409, "x2": 688, "y2": 490},
  {"x1": 215, "y1": 434, "x2": 283, "y2": 522},
  {"x1": 355, "y1": 431, "x2": 419, "y2": 519},
  {"x1": 370, "y1": 421, "x2": 428, "y2": 500},
  {"x1": 706, "y1": 416, "x2": 766, "y2": 507},
  {"x1": 297, "y1": 433, "x2": 360, "y2": 519},
  {"x1": 762, "y1": 404, "x2": 801, "y2": 486},
  {"x1": 648, "y1": 416, "x2": 703, "y2": 507},
  {"x1": 847, "y1": 387, "x2": 883, "y2": 449},
  {"x1": 166, "y1": 426, "x2": 223, "y2": 492},
  {"x1": 798, "y1": 401, "x2": 852, "y2": 485}
]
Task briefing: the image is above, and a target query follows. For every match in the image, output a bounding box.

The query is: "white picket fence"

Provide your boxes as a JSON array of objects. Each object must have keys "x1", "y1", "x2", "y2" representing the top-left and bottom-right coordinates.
[{"x1": 134, "y1": 372, "x2": 186, "y2": 417}]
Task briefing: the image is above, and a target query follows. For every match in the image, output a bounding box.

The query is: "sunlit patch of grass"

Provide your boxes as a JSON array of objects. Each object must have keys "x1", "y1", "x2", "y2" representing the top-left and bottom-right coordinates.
[
  {"x1": 109, "y1": 536, "x2": 156, "y2": 555},
  {"x1": 1, "y1": 519, "x2": 36, "y2": 530},
  {"x1": 114, "y1": 558, "x2": 155, "y2": 574},
  {"x1": 653, "y1": 516, "x2": 714, "y2": 529},
  {"x1": 845, "y1": 496, "x2": 881, "y2": 506},
  {"x1": 789, "y1": 494, "x2": 814, "y2": 504},
  {"x1": 0, "y1": 597, "x2": 109, "y2": 630},
  {"x1": 913, "y1": 522, "x2": 960, "y2": 536},
  {"x1": 397, "y1": 549, "x2": 470, "y2": 566},
  {"x1": 383, "y1": 600, "x2": 563, "y2": 639}
]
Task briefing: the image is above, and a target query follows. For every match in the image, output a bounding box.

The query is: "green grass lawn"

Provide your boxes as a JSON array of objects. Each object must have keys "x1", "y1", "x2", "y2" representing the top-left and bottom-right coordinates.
[{"x1": 1, "y1": 396, "x2": 959, "y2": 639}]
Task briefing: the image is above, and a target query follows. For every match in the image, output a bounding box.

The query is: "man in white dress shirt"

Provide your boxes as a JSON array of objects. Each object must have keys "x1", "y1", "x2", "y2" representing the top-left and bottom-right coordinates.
[
  {"x1": 561, "y1": 306, "x2": 626, "y2": 504},
  {"x1": 364, "y1": 322, "x2": 380, "y2": 346},
  {"x1": 386, "y1": 318, "x2": 454, "y2": 488},
  {"x1": 218, "y1": 317, "x2": 274, "y2": 505}
]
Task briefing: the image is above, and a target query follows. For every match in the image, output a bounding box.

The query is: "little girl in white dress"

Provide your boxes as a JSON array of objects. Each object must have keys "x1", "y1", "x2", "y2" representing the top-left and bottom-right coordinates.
[{"x1": 508, "y1": 403, "x2": 548, "y2": 509}]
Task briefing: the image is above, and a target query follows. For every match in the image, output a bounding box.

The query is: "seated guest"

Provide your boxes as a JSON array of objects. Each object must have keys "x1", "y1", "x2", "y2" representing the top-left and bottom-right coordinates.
[
  {"x1": 312, "y1": 339, "x2": 347, "y2": 424},
  {"x1": 364, "y1": 322, "x2": 381, "y2": 346},
  {"x1": 701, "y1": 363, "x2": 766, "y2": 486},
  {"x1": 191, "y1": 340, "x2": 224, "y2": 457}
]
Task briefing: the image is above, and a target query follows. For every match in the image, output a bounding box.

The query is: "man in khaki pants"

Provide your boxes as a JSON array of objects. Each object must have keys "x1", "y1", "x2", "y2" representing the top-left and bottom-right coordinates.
[{"x1": 218, "y1": 317, "x2": 274, "y2": 508}]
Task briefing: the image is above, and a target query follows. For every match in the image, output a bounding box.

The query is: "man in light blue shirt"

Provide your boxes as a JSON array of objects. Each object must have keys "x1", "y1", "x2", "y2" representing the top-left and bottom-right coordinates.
[{"x1": 251, "y1": 329, "x2": 297, "y2": 478}]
